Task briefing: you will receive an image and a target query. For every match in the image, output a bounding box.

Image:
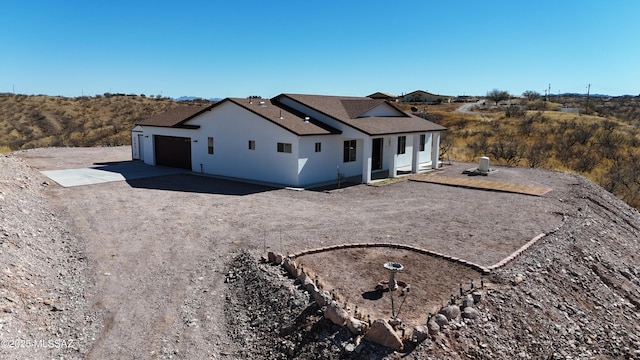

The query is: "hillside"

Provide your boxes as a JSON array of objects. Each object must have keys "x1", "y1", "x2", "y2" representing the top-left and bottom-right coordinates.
[
  {"x1": 402, "y1": 97, "x2": 640, "y2": 210},
  {"x1": 0, "y1": 93, "x2": 213, "y2": 152}
]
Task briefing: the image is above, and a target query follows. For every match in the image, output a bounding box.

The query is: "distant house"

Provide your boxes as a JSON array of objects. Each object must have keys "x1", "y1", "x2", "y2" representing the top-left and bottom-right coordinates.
[
  {"x1": 131, "y1": 93, "x2": 446, "y2": 187},
  {"x1": 367, "y1": 92, "x2": 398, "y2": 101},
  {"x1": 401, "y1": 90, "x2": 450, "y2": 104}
]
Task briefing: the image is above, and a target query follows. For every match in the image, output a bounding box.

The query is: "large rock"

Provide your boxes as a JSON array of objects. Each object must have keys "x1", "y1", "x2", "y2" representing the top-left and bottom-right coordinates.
[
  {"x1": 462, "y1": 294, "x2": 474, "y2": 308},
  {"x1": 347, "y1": 317, "x2": 366, "y2": 335},
  {"x1": 324, "y1": 301, "x2": 349, "y2": 326},
  {"x1": 364, "y1": 319, "x2": 403, "y2": 351},
  {"x1": 413, "y1": 325, "x2": 430, "y2": 342},
  {"x1": 434, "y1": 313, "x2": 449, "y2": 327},
  {"x1": 439, "y1": 305, "x2": 461, "y2": 320},
  {"x1": 462, "y1": 307, "x2": 479, "y2": 319},
  {"x1": 282, "y1": 257, "x2": 297, "y2": 276},
  {"x1": 311, "y1": 288, "x2": 332, "y2": 307},
  {"x1": 427, "y1": 320, "x2": 440, "y2": 335}
]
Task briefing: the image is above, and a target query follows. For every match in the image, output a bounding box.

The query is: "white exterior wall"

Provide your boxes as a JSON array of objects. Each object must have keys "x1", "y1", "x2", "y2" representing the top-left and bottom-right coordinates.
[
  {"x1": 395, "y1": 134, "x2": 414, "y2": 168},
  {"x1": 131, "y1": 126, "x2": 143, "y2": 160},
  {"x1": 187, "y1": 102, "x2": 300, "y2": 186},
  {"x1": 278, "y1": 97, "x2": 367, "y2": 180},
  {"x1": 419, "y1": 133, "x2": 434, "y2": 164},
  {"x1": 298, "y1": 135, "x2": 341, "y2": 185}
]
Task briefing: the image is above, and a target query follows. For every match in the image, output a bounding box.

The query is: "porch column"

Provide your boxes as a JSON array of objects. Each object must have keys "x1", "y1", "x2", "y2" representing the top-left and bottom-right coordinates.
[
  {"x1": 431, "y1": 132, "x2": 440, "y2": 169},
  {"x1": 390, "y1": 136, "x2": 398, "y2": 177},
  {"x1": 361, "y1": 138, "x2": 372, "y2": 184},
  {"x1": 411, "y1": 134, "x2": 420, "y2": 173}
]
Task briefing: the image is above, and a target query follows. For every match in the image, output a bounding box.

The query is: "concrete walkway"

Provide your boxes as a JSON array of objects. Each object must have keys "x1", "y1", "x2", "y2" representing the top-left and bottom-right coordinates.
[{"x1": 41, "y1": 161, "x2": 185, "y2": 187}]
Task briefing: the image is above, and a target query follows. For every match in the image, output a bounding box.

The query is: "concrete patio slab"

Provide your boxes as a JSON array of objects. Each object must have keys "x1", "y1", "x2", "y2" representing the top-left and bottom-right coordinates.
[{"x1": 41, "y1": 161, "x2": 185, "y2": 187}]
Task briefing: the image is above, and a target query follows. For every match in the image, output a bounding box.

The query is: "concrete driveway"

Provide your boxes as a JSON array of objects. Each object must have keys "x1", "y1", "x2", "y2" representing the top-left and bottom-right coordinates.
[{"x1": 41, "y1": 161, "x2": 186, "y2": 187}]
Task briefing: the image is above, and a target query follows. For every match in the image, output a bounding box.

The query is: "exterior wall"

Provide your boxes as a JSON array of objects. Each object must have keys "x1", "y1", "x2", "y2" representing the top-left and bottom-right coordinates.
[
  {"x1": 419, "y1": 133, "x2": 434, "y2": 164},
  {"x1": 337, "y1": 138, "x2": 364, "y2": 179},
  {"x1": 131, "y1": 126, "x2": 143, "y2": 160},
  {"x1": 298, "y1": 135, "x2": 342, "y2": 186},
  {"x1": 186, "y1": 102, "x2": 300, "y2": 186}
]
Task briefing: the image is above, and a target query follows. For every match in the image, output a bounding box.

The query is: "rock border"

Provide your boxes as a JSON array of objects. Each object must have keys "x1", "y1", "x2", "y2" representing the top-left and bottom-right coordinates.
[{"x1": 265, "y1": 232, "x2": 548, "y2": 351}]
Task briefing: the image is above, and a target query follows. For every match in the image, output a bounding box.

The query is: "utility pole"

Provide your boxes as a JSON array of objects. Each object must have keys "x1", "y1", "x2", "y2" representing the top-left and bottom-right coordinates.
[{"x1": 585, "y1": 83, "x2": 591, "y2": 114}]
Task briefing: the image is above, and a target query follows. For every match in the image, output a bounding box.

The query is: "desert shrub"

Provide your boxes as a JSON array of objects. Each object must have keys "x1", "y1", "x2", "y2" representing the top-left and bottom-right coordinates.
[
  {"x1": 488, "y1": 135, "x2": 526, "y2": 166},
  {"x1": 526, "y1": 139, "x2": 553, "y2": 168}
]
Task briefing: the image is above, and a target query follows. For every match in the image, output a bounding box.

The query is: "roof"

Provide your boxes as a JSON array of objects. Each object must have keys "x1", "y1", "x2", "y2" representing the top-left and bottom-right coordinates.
[
  {"x1": 136, "y1": 105, "x2": 213, "y2": 128},
  {"x1": 224, "y1": 98, "x2": 340, "y2": 136},
  {"x1": 273, "y1": 94, "x2": 446, "y2": 136},
  {"x1": 135, "y1": 93, "x2": 446, "y2": 136},
  {"x1": 367, "y1": 92, "x2": 397, "y2": 99}
]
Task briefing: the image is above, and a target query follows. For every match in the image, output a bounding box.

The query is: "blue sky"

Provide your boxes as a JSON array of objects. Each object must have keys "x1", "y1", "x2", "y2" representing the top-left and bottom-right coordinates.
[{"x1": 1, "y1": 1, "x2": 638, "y2": 98}]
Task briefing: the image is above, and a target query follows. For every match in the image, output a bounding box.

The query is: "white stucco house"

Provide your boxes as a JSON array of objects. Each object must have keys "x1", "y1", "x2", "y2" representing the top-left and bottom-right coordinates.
[{"x1": 131, "y1": 93, "x2": 446, "y2": 187}]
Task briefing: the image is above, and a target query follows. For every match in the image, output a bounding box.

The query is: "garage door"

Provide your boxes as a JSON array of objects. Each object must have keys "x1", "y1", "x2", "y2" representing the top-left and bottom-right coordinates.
[{"x1": 154, "y1": 135, "x2": 192, "y2": 170}]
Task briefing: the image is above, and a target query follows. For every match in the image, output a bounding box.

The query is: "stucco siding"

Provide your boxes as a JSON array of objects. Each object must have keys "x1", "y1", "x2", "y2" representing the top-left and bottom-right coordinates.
[{"x1": 186, "y1": 101, "x2": 299, "y2": 185}]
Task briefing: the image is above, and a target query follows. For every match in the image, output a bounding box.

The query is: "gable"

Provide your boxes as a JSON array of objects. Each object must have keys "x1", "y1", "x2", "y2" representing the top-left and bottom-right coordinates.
[{"x1": 357, "y1": 102, "x2": 406, "y2": 117}]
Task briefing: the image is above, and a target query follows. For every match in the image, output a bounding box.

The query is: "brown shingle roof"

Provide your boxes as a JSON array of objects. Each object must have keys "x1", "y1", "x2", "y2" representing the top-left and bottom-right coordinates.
[
  {"x1": 136, "y1": 105, "x2": 213, "y2": 127},
  {"x1": 225, "y1": 98, "x2": 340, "y2": 136},
  {"x1": 274, "y1": 94, "x2": 446, "y2": 136}
]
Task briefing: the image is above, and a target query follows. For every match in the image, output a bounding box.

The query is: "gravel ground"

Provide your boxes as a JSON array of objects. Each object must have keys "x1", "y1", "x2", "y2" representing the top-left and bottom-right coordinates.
[{"x1": 2, "y1": 146, "x2": 640, "y2": 359}]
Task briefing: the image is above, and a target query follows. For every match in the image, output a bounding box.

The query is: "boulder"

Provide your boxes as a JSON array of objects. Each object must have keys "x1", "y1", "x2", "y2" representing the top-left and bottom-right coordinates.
[
  {"x1": 274, "y1": 253, "x2": 283, "y2": 265},
  {"x1": 267, "y1": 251, "x2": 276, "y2": 263},
  {"x1": 439, "y1": 305, "x2": 461, "y2": 320},
  {"x1": 311, "y1": 289, "x2": 332, "y2": 307},
  {"x1": 282, "y1": 258, "x2": 297, "y2": 276},
  {"x1": 472, "y1": 291, "x2": 483, "y2": 304},
  {"x1": 413, "y1": 325, "x2": 430, "y2": 342},
  {"x1": 364, "y1": 319, "x2": 403, "y2": 351},
  {"x1": 434, "y1": 313, "x2": 449, "y2": 327},
  {"x1": 347, "y1": 316, "x2": 366, "y2": 335},
  {"x1": 462, "y1": 294, "x2": 474, "y2": 308},
  {"x1": 324, "y1": 301, "x2": 349, "y2": 326},
  {"x1": 462, "y1": 307, "x2": 479, "y2": 319},
  {"x1": 427, "y1": 320, "x2": 440, "y2": 335}
]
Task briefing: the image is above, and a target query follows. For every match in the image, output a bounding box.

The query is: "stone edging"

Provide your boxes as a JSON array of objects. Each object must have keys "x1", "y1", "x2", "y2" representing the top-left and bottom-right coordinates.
[
  {"x1": 486, "y1": 233, "x2": 546, "y2": 271},
  {"x1": 287, "y1": 232, "x2": 548, "y2": 275},
  {"x1": 288, "y1": 242, "x2": 491, "y2": 275}
]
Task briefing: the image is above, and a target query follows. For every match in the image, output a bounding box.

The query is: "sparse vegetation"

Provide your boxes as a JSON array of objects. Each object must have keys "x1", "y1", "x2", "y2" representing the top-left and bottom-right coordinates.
[
  {"x1": 0, "y1": 93, "x2": 213, "y2": 152},
  {"x1": 404, "y1": 95, "x2": 640, "y2": 209}
]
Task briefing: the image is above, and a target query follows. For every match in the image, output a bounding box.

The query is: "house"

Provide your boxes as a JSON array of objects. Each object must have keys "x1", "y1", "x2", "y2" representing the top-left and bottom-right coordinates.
[
  {"x1": 367, "y1": 92, "x2": 398, "y2": 101},
  {"x1": 131, "y1": 93, "x2": 446, "y2": 187},
  {"x1": 401, "y1": 90, "x2": 450, "y2": 104}
]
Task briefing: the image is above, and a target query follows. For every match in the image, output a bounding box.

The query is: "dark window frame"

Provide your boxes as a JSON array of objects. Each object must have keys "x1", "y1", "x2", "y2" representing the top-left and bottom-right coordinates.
[{"x1": 343, "y1": 140, "x2": 356, "y2": 162}]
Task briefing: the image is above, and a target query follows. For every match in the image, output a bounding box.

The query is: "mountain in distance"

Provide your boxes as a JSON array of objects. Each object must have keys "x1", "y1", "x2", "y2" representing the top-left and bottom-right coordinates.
[{"x1": 174, "y1": 96, "x2": 222, "y2": 102}]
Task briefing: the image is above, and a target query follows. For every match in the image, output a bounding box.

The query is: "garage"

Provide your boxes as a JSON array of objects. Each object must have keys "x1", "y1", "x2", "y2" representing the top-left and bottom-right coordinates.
[{"x1": 154, "y1": 135, "x2": 192, "y2": 170}]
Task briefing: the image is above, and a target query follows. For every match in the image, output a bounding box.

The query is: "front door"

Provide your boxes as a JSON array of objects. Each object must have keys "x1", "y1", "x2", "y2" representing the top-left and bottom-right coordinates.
[{"x1": 372, "y1": 138, "x2": 383, "y2": 170}]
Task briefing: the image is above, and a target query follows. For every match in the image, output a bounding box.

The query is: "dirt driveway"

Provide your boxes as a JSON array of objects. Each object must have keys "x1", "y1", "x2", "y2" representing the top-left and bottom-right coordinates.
[{"x1": 15, "y1": 146, "x2": 573, "y2": 359}]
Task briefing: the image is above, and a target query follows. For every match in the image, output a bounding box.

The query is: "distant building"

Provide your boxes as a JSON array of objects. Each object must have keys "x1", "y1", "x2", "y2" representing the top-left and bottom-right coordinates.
[
  {"x1": 367, "y1": 92, "x2": 398, "y2": 101},
  {"x1": 401, "y1": 90, "x2": 450, "y2": 104}
]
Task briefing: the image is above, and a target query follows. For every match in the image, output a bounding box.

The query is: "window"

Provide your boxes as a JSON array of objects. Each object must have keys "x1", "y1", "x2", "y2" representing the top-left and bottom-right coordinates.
[
  {"x1": 343, "y1": 140, "x2": 356, "y2": 162},
  {"x1": 248, "y1": 140, "x2": 255, "y2": 150},
  {"x1": 315, "y1": 142, "x2": 321, "y2": 152},
  {"x1": 419, "y1": 134, "x2": 426, "y2": 151},
  {"x1": 397, "y1": 136, "x2": 406, "y2": 154},
  {"x1": 207, "y1": 137, "x2": 214, "y2": 154},
  {"x1": 277, "y1": 142, "x2": 292, "y2": 153}
]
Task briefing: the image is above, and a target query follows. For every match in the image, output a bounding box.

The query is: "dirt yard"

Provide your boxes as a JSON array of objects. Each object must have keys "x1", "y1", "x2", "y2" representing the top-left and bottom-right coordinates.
[{"x1": 10, "y1": 146, "x2": 576, "y2": 359}]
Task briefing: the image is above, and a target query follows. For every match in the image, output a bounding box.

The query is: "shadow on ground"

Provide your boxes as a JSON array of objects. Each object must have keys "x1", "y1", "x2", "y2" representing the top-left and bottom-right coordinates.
[{"x1": 126, "y1": 174, "x2": 277, "y2": 196}]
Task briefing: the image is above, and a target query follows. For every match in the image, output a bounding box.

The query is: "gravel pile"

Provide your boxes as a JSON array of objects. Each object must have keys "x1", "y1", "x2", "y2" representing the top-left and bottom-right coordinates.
[{"x1": 0, "y1": 155, "x2": 101, "y2": 359}]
